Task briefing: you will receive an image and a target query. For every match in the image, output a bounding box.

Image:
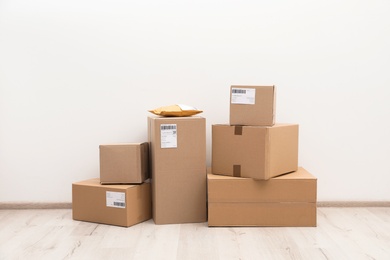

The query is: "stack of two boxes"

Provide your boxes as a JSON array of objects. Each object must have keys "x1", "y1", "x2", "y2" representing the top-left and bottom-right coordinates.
[
  {"x1": 209, "y1": 86, "x2": 317, "y2": 227},
  {"x1": 72, "y1": 143, "x2": 152, "y2": 227}
]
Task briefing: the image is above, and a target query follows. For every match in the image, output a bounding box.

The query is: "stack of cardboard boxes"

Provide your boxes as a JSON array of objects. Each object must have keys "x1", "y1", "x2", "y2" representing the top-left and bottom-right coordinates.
[
  {"x1": 72, "y1": 143, "x2": 152, "y2": 227},
  {"x1": 72, "y1": 117, "x2": 207, "y2": 227},
  {"x1": 209, "y1": 86, "x2": 317, "y2": 227},
  {"x1": 71, "y1": 85, "x2": 316, "y2": 228}
]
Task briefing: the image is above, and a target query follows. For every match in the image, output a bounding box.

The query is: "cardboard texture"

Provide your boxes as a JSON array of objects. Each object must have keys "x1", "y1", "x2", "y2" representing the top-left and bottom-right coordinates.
[
  {"x1": 148, "y1": 116, "x2": 207, "y2": 224},
  {"x1": 99, "y1": 143, "x2": 149, "y2": 184},
  {"x1": 212, "y1": 123, "x2": 299, "y2": 180},
  {"x1": 72, "y1": 178, "x2": 152, "y2": 227},
  {"x1": 230, "y1": 85, "x2": 275, "y2": 126},
  {"x1": 207, "y1": 167, "x2": 317, "y2": 227}
]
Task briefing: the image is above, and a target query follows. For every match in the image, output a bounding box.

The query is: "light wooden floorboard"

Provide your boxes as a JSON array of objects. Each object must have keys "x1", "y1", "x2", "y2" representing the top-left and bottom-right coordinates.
[{"x1": 0, "y1": 208, "x2": 389, "y2": 260}]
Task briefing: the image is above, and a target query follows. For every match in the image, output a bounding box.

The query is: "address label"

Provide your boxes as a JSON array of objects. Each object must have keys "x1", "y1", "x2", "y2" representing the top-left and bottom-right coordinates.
[
  {"x1": 231, "y1": 88, "x2": 256, "y2": 104},
  {"x1": 160, "y1": 124, "x2": 177, "y2": 148},
  {"x1": 106, "y1": 191, "x2": 126, "y2": 208}
]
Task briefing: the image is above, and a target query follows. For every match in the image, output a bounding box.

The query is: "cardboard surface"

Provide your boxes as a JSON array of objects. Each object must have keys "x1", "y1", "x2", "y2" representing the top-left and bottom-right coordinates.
[
  {"x1": 148, "y1": 116, "x2": 207, "y2": 224},
  {"x1": 207, "y1": 167, "x2": 317, "y2": 227},
  {"x1": 72, "y1": 178, "x2": 152, "y2": 227},
  {"x1": 212, "y1": 124, "x2": 299, "y2": 180},
  {"x1": 230, "y1": 85, "x2": 275, "y2": 126},
  {"x1": 100, "y1": 142, "x2": 149, "y2": 184}
]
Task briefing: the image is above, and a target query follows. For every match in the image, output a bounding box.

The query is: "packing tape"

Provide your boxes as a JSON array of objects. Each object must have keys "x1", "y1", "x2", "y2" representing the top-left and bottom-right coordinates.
[
  {"x1": 233, "y1": 165, "x2": 241, "y2": 177},
  {"x1": 234, "y1": 126, "x2": 243, "y2": 135}
]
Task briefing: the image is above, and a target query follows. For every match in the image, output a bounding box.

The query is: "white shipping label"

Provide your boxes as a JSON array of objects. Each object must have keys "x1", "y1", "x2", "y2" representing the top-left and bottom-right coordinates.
[
  {"x1": 231, "y1": 88, "x2": 256, "y2": 105},
  {"x1": 160, "y1": 124, "x2": 177, "y2": 148},
  {"x1": 106, "y1": 191, "x2": 126, "y2": 208},
  {"x1": 177, "y1": 104, "x2": 198, "y2": 111}
]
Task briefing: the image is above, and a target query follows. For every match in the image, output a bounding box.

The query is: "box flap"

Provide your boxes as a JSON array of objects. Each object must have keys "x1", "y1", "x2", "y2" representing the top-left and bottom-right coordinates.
[{"x1": 73, "y1": 178, "x2": 135, "y2": 190}]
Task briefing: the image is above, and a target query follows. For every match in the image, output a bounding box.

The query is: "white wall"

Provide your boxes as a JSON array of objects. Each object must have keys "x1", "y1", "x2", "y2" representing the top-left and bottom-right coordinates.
[{"x1": 1, "y1": 0, "x2": 389, "y2": 203}]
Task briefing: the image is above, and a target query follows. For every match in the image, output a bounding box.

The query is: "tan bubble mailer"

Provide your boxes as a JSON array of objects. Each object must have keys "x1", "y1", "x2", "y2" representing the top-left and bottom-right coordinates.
[{"x1": 149, "y1": 104, "x2": 203, "y2": 117}]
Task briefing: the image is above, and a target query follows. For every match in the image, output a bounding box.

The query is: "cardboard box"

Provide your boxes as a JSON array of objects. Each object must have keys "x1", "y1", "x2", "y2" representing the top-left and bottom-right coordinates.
[
  {"x1": 212, "y1": 123, "x2": 298, "y2": 180},
  {"x1": 208, "y1": 167, "x2": 317, "y2": 227},
  {"x1": 230, "y1": 85, "x2": 276, "y2": 126},
  {"x1": 72, "y1": 178, "x2": 152, "y2": 227},
  {"x1": 148, "y1": 116, "x2": 207, "y2": 224},
  {"x1": 99, "y1": 143, "x2": 149, "y2": 184}
]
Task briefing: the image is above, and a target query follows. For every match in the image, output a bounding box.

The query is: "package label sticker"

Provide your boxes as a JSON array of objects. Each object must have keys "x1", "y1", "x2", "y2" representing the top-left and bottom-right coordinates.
[
  {"x1": 177, "y1": 104, "x2": 198, "y2": 111},
  {"x1": 231, "y1": 88, "x2": 256, "y2": 105},
  {"x1": 106, "y1": 191, "x2": 126, "y2": 208},
  {"x1": 160, "y1": 124, "x2": 177, "y2": 148}
]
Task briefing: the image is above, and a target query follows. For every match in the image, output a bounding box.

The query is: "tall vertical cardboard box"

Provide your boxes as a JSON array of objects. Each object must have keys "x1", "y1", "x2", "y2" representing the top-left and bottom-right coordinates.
[
  {"x1": 100, "y1": 142, "x2": 149, "y2": 184},
  {"x1": 72, "y1": 178, "x2": 152, "y2": 227},
  {"x1": 148, "y1": 116, "x2": 207, "y2": 224},
  {"x1": 230, "y1": 85, "x2": 276, "y2": 126},
  {"x1": 212, "y1": 123, "x2": 299, "y2": 180},
  {"x1": 208, "y1": 167, "x2": 317, "y2": 227}
]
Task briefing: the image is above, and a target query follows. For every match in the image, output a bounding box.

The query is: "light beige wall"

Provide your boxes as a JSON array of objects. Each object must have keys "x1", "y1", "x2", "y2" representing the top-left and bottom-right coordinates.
[{"x1": 1, "y1": 0, "x2": 389, "y2": 202}]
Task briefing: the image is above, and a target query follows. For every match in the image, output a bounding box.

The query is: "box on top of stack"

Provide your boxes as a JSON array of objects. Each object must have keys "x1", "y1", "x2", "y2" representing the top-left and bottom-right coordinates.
[
  {"x1": 99, "y1": 142, "x2": 149, "y2": 184},
  {"x1": 230, "y1": 85, "x2": 276, "y2": 126}
]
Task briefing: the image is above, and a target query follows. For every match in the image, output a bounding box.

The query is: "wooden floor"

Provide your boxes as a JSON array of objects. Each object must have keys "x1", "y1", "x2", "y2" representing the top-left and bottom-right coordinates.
[{"x1": 0, "y1": 208, "x2": 389, "y2": 260}]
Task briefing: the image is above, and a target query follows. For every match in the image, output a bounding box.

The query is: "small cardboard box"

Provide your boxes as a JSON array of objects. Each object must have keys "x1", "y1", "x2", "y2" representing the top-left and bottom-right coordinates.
[
  {"x1": 208, "y1": 167, "x2": 317, "y2": 227},
  {"x1": 99, "y1": 142, "x2": 149, "y2": 184},
  {"x1": 72, "y1": 178, "x2": 152, "y2": 227},
  {"x1": 148, "y1": 116, "x2": 207, "y2": 224},
  {"x1": 230, "y1": 85, "x2": 276, "y2": 126},
  {"x1": 212, "y1": 123, "x2": 298, "y2": 180}
]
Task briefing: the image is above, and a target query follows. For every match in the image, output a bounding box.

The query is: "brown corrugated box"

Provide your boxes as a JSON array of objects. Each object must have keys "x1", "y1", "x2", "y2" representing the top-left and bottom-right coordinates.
[
  {"x1": 212, "y1": 123, "x2": 298, "y2": 180},
  {"x1": 72, "y1": 178, "x2": 152, "y2": 227},
  {"x1": 99, "y1": 142, "x2": 149, "y2": 184},
  {"x1": 230, "y1": 85, "x2": 275, "y2": 126},
  {"x1": 208, "y1": 167, "x2": 317, "y2": 227},
  {"x1": 148, "y1": 116, "x2": 207, "y2": 224}
]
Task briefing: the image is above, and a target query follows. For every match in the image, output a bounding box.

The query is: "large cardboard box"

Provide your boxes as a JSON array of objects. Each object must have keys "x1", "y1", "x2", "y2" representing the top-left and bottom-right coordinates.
[
  {"x1": 148, "y1": 116, "x2": 207, "y2": 224},
  {"x1": 230, "y1": 85, "x2": 275, "y2": 126},
  {"x1": 212, "y1": 123, "x2": 298, "y2": 180},
  {"x1": 72, "y1": 178, "x2": 152, "y2": 227},
  {"x1": 100, "y1": 143, "x2": 149, "y2": 184},
  {"x1": 208, "y1": 167, "x2": 317, "y2": 227}
]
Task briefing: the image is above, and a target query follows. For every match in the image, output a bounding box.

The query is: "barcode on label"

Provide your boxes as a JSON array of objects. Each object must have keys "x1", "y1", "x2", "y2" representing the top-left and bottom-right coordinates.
[
  {"x1": 232, "y1": 89, "x2": 246, "y2": 94},
  {"x1": 113, "y1": 202, "x2": 125, "y2": 207},
  {"x1": 231, "y1": 88, "x2": 256, "y2": 105},
  {"x1": 161, "y1": 125, "x2": 177, "y2": 130},
  {"x1": 160, "y1": 124, "x2": 177, "y2": 148},
  {"x1": 106, "y1": 191, "x2": 126, "y2": 208}
]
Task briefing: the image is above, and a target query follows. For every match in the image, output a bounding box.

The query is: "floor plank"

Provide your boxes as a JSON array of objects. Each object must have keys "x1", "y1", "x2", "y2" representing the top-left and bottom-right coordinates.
[{"x1": 0, "y1": 208, "x2": 390, "y2": 259}]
